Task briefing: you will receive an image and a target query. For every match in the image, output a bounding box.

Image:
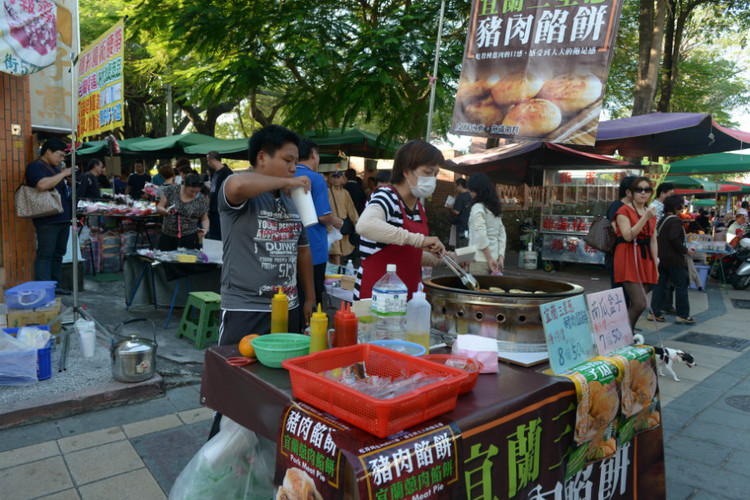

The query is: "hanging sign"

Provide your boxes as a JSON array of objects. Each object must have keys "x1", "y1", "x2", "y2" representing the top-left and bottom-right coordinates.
[
  {"x1": 28, "y1": 0, "x2": 78, "y2": 131},
  {"x1": 450, "y1": 0, "x2": 625, "y2": 145},
  {"x1": 541, "y1": 295, "x2": 596, "y2": 374},
  {"x1": 0, "y1": 0, "x2": 58, "y2": 75},
  {"x1": 586, "y1": 288, "x2": 632, "y2": 356},
  {"x1": 77, "y1": 19, "x2": 124, "y2": 139}
]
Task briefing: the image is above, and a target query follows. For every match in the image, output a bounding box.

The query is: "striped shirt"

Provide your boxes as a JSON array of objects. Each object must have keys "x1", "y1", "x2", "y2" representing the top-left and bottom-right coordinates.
[{"x1": 354, "y1": 187, "x2": 424, "y2": 298}]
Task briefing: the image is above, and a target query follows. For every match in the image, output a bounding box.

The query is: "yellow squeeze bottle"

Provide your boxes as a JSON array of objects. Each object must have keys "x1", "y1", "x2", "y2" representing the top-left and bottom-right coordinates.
[
  {"x1": 270, "y1": 287, "x2": 288, "y2": 333},
  {"x1": 309, "y1": 304, "x2": 329, "y2": 353}
]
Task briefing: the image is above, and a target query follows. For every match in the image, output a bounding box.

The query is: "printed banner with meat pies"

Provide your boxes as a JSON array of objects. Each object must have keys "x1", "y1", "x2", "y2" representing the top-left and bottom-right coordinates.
[{"x1": 451, "y1": 0, "x2": 625, "y2": 145}]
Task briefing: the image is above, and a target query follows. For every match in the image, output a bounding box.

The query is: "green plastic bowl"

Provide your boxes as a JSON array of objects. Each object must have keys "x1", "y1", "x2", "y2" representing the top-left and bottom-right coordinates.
[{"x1": 251, "y1": 333, "x2": 311, "y2": 368}]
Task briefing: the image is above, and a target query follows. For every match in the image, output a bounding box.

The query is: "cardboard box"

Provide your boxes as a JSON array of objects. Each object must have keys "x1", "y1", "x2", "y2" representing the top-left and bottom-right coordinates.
[
  {"x1": 6, "y1": 297, "x2": 62, "y2": 334},
  {"x1": 340, "y1": 275, "x2": 356, "y2": 291}
]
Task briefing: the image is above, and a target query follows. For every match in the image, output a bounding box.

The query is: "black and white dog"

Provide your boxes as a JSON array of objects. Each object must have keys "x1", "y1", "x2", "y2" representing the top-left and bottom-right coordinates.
[{"x1": 633, "y1": 334, "x2": 697, "y2": 382}]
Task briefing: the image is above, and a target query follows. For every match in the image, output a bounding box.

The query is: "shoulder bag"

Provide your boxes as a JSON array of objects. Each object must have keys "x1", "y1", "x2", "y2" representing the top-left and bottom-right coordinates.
[
  {"x1": 14, "y1": 166, "x2": 64, "y2": 219},
  {"x1": 330, "y1": 188, "x2": 355, "y2": 235},
  {"x1": 584, "y1": 215, "x2": 616, "y2": 253}
]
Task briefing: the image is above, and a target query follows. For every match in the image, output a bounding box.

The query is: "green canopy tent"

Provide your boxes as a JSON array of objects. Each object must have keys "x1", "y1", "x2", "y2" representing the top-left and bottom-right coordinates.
[
  {"x1": 666, "y1": 175, "x2": 704, "y2": 189},
  {"x1": 303, "y1": 128, "x2": 399, "y2": 159},
  {"x1": 668, "y1": 152, "x2": 750, "y2": 175},
  {"x1": 691, "y1": 198, "x2": 719, "y2": 207},
  {"x1": 125, "y1": 133, "x2": 216, "y2": 158},
  {"x1": 75, "y1": 136, "x2": 155, "y2": 158}
]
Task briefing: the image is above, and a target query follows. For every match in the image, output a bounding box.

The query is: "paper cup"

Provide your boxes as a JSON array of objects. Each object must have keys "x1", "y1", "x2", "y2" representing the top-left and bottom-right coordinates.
[
  {"x1": 290, "y1": 187, "x2": 318, "y2": 227},
  {"x1": 78, "y1": 330, "x2": 96, "y2": 358}
]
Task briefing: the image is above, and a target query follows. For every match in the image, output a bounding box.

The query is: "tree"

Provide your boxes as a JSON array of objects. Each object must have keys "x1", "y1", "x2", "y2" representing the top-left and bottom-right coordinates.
[
  {"x1": 632, "y1": 0, "x2": 667, "y2": 115},
  {"x1": 128, "y1": 0, "x2": 471, "y2": 144}
]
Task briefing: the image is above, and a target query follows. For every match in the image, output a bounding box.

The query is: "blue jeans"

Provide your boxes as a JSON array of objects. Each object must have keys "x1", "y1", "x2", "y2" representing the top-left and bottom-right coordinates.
[
  {"x1": 34, "y1": 223, "x2": 69, "y2": 284},
  {"x1": 651, "y1": 266, "x2": 689, "y2": 318}
]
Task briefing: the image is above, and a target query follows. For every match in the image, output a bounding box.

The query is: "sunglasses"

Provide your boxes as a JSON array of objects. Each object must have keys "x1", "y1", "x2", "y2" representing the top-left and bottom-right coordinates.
[{"x1": 632, "y1": 187, "x2": 653, "y2": 194}]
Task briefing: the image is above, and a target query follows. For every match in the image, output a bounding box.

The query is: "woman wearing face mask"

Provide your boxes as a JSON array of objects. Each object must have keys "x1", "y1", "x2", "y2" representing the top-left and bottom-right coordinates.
[{"x1": 354, "y1": 140, "x2": 447, "y2": 299}]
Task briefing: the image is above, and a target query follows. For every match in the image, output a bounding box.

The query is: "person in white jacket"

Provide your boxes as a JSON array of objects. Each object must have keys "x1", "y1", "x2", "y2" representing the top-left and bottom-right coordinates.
[{"x1": 467, "y1": 172, "x2": 507, "y2": 275}]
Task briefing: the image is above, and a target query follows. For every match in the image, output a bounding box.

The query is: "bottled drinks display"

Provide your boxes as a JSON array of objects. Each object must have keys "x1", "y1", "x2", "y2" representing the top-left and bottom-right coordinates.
[{"x1": 371, "y1": 264, "x2": 408, "y2": 341}]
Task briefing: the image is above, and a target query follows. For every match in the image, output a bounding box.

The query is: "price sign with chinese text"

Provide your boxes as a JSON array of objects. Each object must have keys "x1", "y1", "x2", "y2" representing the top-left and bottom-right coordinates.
[
  {"x1": 586, "y1": 288, "x2": 632, "y2": 356},
  {"x1": 541, "y1": 295, "x2": 596, "y2": 374}
]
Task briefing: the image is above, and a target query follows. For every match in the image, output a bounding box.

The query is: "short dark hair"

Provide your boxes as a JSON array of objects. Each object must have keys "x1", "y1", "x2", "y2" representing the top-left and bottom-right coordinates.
[
  {"x1": 663, "y1": 194, "x2": 684, "y2": 214},
  {"x1": 87, "y1": 159, "x2": 102, "y2": 171},
  {"x1": 207, "y1": 151, "x2": 221, "y2": 162},
  {"x1": 183, "y1": 173, "x2": 203, "y2": 188},
  {"x1": 656, "y1": 182, "x2": 675, "y2": 197},
  {"x1": 376, "y1": 170, "x2": 391, "y2": 184},
  {"x1": 391, "y1": 140, "x2": 444, "y2": 185},
  {"x1": 298, "y1": 139, "x2": 318, "y2": 161},
  {"x1": 619, "y1": 175, "x2": 637, "y2": 199},
  {"x1": 158, "y1": 163, "x2": 175, "y2": 179},
  {"x1": 175, "y1": 158, "x2": 191, "y2": 170},
  {"x1": 742, "y1": 201, "x2": 749, "y2": 209},
  {"x1": 345, "y1": 168, "x2": 358, "y2": 181},
  {"x1": 455, "y1": 178, "x2": 467, "y2": 188},
  {"x1": 178, "y1": 164, "x2": 193, "y2": 175},
  {"x1": 247, "y1": 125, "x2": 300, "y2": 167},
  {"x1": 40, "y1": 138, "x2": 67, "y2": 155}
]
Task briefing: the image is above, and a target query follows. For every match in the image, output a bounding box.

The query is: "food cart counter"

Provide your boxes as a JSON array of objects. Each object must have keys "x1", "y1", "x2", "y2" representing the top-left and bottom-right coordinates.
[
  {"x1": 540, "y1": 214, "x2": 605, "y2": 265},
  {"x1": 200, "y1": 345, "x2": 666, "y2": 499}
]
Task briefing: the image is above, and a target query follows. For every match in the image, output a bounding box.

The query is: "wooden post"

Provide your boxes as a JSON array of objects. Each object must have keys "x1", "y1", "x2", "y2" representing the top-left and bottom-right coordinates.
[{"x1": 0, "y1": 73, "x2": 36, "y2": 294}]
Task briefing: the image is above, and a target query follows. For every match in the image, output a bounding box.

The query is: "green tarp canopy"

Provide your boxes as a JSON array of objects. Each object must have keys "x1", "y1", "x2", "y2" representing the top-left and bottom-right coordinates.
[
  {"x1": 125, "y1": 133, "x2": 216, "y2": 157},
  {"x1": 691, "y1": 198, "x2": 720, "y2": 207},
  {"x1": 668, "y1": 152, "x2": 750, "y2": 175},
  {"x1": 303, "y1": 128, "x2": 398, "y2": 158},
  {"x1": 75, "y1": 136, "x2": 154, "y2": 157},
  {"x1": 183, "y1": 137, "x2": 251, "y2": 160},
  {"x1": 666, "y1": 175, "x2": 703, "y2": 189}
]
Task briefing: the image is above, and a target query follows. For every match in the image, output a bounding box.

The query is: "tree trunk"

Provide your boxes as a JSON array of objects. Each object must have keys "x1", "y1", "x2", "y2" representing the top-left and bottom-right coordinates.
[
  {"x1": 632, "y1": 0, "x2": 667, "y2": 116},
  {"x1": 656, "y1": 0, "x2": 676, "y2": 112}
]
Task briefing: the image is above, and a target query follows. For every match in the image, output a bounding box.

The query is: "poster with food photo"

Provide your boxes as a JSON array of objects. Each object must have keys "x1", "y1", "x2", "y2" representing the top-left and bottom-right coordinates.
[{"x1": 451, "y1": 0, "x2": 625, "y2": 145}]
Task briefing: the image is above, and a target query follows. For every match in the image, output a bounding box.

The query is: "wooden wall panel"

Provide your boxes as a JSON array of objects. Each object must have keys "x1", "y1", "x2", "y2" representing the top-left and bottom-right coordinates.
[{"x1": 1, "y1": 72, "x2": 36, "y2": 292}]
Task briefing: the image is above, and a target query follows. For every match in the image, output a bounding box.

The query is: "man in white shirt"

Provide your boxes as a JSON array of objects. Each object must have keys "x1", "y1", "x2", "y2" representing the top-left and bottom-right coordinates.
[
  {"x1": 649, "y1": 182, "x2": 675, "y2": 226},
  {"x1": 727, "y1": 212, "x2": 747, "y2": 244}
]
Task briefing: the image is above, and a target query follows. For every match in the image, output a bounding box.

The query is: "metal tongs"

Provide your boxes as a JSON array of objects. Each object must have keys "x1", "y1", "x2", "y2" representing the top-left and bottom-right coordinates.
[{"x1": 442, "y1": 254, "x2": 480, "y2": 291}]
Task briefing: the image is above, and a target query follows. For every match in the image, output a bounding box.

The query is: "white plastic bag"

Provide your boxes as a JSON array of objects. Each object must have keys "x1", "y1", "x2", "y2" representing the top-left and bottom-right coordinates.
[
  {"x1": 327, "y1": 227, "x2": 343, "y2": 247},
  {"x1": 16, "y1": 326, "x2": 51, "y2": 349},
  {"x1": 0, "y1": 331, "x2": 38, "y2": 385},
  {"x1": 169, "y1": 416, "x2": 276, "y2": 500}
]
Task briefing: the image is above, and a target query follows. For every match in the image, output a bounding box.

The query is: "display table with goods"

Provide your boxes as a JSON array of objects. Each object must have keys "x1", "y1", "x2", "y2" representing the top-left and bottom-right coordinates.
[
  {"x1": 123, "y1": 250, "x2": 221, "y2": 324},
  {"x1": 198, "y1": 342, "x2": 666, "y2": 499}
]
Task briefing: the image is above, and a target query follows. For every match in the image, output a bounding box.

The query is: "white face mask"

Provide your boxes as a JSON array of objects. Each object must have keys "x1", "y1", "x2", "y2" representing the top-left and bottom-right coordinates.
[{"x1": 408, "y1": 174, "x2": 436, "y2": 198}]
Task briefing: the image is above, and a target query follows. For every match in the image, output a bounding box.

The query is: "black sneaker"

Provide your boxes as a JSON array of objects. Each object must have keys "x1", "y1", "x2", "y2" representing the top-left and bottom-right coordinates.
[{"x1": 55, "y1": 287, "x2": 71, "y2": 296}]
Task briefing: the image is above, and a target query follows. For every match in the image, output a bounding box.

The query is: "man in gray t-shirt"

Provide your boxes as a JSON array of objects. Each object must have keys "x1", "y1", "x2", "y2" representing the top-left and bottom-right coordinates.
[{"x1": 217, "y1": 125, "x2": 314, "y2": 346}]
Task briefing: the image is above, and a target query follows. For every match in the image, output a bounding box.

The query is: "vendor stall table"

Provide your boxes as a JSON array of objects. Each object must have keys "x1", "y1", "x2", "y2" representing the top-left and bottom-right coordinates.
[
  {"x1": 200, "y1": 345, "x2": 666, "y2": 499},
  {"x1": 123, "y1": 255, "x2": 221, "y2": 327},
  {"x1": 78, "y1": 212, "x2": 162, "y2": 252}
]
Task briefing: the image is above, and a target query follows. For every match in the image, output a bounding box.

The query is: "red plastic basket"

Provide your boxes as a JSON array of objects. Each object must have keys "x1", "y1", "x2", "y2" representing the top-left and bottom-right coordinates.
[{"x1": 283, "y1": 343, "x2": 469, "y2": 438}]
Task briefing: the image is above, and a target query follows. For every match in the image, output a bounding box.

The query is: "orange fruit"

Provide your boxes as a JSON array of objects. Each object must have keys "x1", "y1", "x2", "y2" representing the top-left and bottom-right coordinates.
[{"x1": 239, "y1": 334, "x2": 260, "y2": 358}]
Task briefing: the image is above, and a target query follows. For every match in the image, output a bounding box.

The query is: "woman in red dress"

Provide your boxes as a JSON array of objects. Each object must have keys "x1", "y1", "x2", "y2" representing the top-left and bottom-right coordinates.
[{"x1": 614, "y1": 177, "x2": 659, "y2": 329}]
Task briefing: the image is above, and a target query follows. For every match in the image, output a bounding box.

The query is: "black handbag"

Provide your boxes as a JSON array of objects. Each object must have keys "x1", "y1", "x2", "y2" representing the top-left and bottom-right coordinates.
[{"x1": 584, "y1": 215, "x2": 617, "y2": 253}]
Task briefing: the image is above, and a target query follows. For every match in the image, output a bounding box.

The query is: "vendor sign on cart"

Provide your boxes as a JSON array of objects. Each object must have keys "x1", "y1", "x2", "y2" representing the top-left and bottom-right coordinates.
[
  {"x1": 77, "y1": 19, "x2": 124, "y2": 139},
  {"x1": 451, "y1": 0, "x2": 625, "y2": 145}
]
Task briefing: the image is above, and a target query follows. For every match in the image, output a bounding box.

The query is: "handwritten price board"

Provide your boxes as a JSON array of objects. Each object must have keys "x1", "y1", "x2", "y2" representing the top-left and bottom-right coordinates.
[
  {"x1": 586, "y1": 288, "x2": 633, "y2": 356},
  {"x1": 541, "y1": 295, "x2": 597, "y2": 375}
]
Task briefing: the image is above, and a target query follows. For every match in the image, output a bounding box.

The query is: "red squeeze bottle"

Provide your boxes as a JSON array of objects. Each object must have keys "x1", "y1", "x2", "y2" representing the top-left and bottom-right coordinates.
[{"x1": 334, "y1": 302, "x2": 358, "y2": 348}]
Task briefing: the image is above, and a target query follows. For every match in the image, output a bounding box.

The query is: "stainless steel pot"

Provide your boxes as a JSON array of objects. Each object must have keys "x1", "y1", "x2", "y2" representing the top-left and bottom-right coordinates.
[
  {"x1": 111, "y1": 318, "x2": 157, "y2": 383},
  {"x1": 423, "y1": 275, "x2": 584, "y2": 352}
]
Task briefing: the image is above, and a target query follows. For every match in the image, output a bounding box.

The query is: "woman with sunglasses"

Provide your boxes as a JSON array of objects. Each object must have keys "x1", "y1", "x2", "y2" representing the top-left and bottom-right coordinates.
[{"x1": 613, "y1": 177, "x2": 658, "y2": 329}]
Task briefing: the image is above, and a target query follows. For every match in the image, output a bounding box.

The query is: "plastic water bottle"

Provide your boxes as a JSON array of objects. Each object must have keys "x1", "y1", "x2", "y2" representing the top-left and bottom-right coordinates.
[
  {"x1": 371, "y1": 264, "x2": 408, "y2": 341},
  {"x1": 345, "y1": 259, "x2": 355, "y2": 276},
  {"x1": 405, "y1": 285, "x2": 431, "y2": 352}
]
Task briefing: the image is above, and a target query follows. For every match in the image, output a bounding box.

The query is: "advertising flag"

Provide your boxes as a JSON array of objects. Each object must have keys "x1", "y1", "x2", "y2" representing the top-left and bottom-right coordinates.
[
  {"x1": 28, "y1": 0, "x2": 78, "y2": 131},
  {"x1": 0, "y1": 0, "x2": 59, "y2": 75},
  {"x1": 77, "y1": 19, "x2": 124, "y2": 139},
  {"x1": 451, "y1": 0, "x2": 625, "y2": 146}
]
